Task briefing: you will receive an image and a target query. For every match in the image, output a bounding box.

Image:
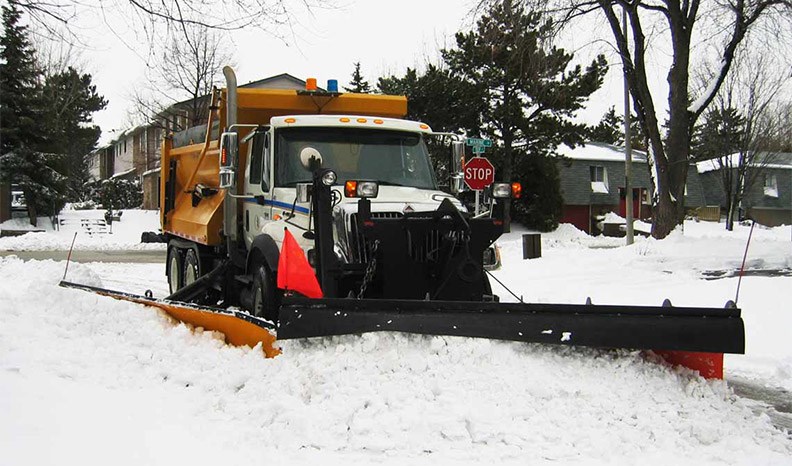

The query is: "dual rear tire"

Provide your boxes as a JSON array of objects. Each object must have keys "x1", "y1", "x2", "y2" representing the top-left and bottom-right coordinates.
[
  {"x1": 167, "y1": 243, "x2": 202, "y2": 295},
  {"x1": 167, "y1": 240, "x2": 281, "y2": 322}
]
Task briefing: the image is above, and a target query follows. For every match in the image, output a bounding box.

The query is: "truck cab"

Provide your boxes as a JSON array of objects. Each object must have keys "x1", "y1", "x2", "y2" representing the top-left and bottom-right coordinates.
[{"x1": 237, "y1": 115, "x2": 464, "y2": 260}]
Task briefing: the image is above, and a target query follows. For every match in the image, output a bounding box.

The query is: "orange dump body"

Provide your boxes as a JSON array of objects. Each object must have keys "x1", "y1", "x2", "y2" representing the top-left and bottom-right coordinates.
[{"x1": 159, "y1": 88, "x2": 408, "y2": 246}]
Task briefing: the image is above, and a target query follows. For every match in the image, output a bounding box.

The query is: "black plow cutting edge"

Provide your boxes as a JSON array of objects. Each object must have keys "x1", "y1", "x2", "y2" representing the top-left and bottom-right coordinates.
[{"x1": 277, "y1": 297, "x2": 745, "y2": 354}]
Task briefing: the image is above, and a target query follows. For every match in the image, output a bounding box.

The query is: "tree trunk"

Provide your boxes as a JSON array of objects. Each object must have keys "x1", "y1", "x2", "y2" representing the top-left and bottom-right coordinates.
[
  {"x1": 726, "y1": 199, "x2": 735, "y2": 231},
  {"x1": 652, "y1": 7, "x2": 692, "y2": 239}
]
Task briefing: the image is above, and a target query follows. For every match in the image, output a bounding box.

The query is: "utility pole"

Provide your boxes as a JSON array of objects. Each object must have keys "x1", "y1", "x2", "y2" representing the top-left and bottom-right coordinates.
[{"x1": 623, "y1": 6, "x2": 634, "y2": 245}]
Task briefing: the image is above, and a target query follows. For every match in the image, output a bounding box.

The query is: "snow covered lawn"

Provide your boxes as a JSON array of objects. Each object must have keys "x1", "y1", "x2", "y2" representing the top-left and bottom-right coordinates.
[
  {"x1": 0, "y1": 209, "x2": 165, "y2": 251},
  {"x1": 1, "y1": 220, "x2": 791, "y2": 464}
]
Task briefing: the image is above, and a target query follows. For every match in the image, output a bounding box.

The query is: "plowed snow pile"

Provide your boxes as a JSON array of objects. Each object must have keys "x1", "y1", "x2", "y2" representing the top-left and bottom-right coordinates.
[{"x1": 1, "y1": 256, "x2": 790, "y2": 465}]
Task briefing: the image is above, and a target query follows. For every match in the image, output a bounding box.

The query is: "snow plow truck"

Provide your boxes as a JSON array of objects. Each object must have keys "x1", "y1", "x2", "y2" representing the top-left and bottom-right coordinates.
[{"x1": 62, "y1": 67, "x2": 744, "y2": 378}]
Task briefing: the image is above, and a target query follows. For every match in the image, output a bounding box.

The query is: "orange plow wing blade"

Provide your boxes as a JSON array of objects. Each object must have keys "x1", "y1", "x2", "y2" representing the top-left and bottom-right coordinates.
[{"x1": 60, "y1": 281, "x2": 279, "y2": 358}]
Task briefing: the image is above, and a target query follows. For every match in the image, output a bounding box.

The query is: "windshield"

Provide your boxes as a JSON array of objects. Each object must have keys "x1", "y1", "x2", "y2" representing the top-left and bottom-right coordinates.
[{"x1": 275, "y1": 127, "x2": 437, "y2": 189}]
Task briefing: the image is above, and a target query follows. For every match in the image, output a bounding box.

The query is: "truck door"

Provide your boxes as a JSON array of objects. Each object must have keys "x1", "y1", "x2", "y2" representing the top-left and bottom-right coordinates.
[{"x1": 243, "y1": 130, "x2": 273, "y2": 248}]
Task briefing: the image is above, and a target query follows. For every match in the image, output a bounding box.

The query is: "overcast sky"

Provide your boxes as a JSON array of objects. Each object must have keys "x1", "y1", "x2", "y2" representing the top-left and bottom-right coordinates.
[{"x1": 27, "y1": 0, "x2": 648, "y2": 141}]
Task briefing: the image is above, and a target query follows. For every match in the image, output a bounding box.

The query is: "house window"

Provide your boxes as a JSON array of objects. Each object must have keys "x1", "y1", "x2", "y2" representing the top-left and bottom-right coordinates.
[
  {"x1": 764, "y1": 174, "x2": 778, "y2": 198},
  {"x1": 590, "y1": 165, "x2": 608, "y2": 194}
]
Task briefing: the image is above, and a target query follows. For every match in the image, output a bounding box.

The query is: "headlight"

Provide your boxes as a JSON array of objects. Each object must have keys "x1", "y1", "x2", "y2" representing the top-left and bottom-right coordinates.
[
  {"x1": 321, "y1": 170, "x2": 337, "y2": 186},
  {"x1": 344, "y1": 180, "x2": 379, "y2": 198},
  {"x1": 491, "y1": 182, "x2": 522, "y2": 199},
  {"x1": 491, "y1": 182, "x2": 511, "y2": 198}
]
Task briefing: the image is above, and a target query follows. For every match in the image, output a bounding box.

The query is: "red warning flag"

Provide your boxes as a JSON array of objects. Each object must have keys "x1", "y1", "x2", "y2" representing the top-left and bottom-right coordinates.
[{"x1": 277, "y1": 229, "x2": 323, "y2": 298}]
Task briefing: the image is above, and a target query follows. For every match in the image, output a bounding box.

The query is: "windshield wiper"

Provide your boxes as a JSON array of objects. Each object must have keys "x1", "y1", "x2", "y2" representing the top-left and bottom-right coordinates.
[{"x1": 377, "y1": 181, "x2": 408, "y2": 187}]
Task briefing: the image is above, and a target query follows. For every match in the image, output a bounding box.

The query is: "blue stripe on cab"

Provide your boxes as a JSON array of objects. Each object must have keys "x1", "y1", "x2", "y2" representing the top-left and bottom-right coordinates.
[{"x1": 243, "y1": 197, "x2": 310, "y2": 215}]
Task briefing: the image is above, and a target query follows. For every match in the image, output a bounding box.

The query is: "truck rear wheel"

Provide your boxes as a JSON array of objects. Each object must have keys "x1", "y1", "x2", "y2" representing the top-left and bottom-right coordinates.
[
  {"x1": 182, "y1": 248, "x2": 201, "y2": 288},
  {"x1": 252, "y1": 264, "x2": 281, "y2": 323},
  {"x1": 167, "y1": 245, "x2": 183, "y2": 294}
]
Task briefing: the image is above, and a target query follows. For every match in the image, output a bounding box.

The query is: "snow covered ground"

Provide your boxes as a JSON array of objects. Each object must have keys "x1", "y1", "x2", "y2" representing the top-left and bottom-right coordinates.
[
  {"x1": 0, "y1": 209, "x2": 165, "y2": 251},
  {"x1": 1, "y1": 217, "x2": 791, "y2": 465}
]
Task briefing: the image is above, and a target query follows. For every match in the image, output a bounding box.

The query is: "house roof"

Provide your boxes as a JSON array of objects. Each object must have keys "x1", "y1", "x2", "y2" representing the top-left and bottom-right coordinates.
[
  {"x1": 110, "y1": 168, "x2": 136, "y2": 179},
  {"x1": 556, "y1": 142, "x2": 648, "y2": 163},
  {"x1": 167, "y1": 73, "x2": 310, "y2": 109},
  {"x1": 240, "y1": 73, "x2": 307, "y2": 89},
  {"x1": 696, "y1": 152, "x2": 792, "y2": 173}
]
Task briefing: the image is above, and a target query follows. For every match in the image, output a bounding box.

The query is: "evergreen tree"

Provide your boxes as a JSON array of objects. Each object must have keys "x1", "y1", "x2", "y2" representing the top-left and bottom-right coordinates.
[
  {"x1": 692, "y1": 107, "x2": 745, "y2": 162},
  {"x1": 0, "y1": 5, "x2": 41, "y2": 156},
  {"x1": 378, "y1": 65, "x2": 482, "y2": 135},
  {"x1": 589, "y1": 106, "x2": 647, "y2": 150},
  {"x1": 40, "y1": 67, "x2": 107, "y2": 200},
  {"x1": 442, "y1": 0, "x2": 607, "y2": 230},
  {"x1": 378, "y1": 65, "x2": 483, "y2": 190},
  {"x1": 344, "y1": 62, "x2": 371, "y2": 93},
  {"x1": 0, "y1": 5, "x2": 65, "y2": 225},
  {"x1": 692, "y1": 107, "x2": 747, "y2": 230}
]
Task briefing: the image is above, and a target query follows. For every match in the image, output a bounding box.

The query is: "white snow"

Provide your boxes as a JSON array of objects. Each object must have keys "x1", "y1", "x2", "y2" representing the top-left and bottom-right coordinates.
[
  {"x1": 556, "y1": 142, "x2": 647, "y2": 163},
  {"x1": 0, "y1": 209, "x2": 165, "y2": 251},
  {"x1": 696, "y1": 154, "x2": 792, "y2": 174},
  {"x1": 688, "y1": 59, "x2": 728, "y2": 115},
  {"x1": 1, "y1": 219, "x2": 791, "y2": 464}
]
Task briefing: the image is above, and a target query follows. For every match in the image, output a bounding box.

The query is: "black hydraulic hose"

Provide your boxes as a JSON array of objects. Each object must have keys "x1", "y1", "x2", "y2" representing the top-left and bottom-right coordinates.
[{"x1": 167, "y1": 262, "x2": 228, "y2": 303}]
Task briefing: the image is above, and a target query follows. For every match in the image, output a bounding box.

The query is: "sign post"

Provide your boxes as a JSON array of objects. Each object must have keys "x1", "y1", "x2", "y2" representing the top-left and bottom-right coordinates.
[{"x1": 463, "y1": 144, "x2": 495, "y2": 216}]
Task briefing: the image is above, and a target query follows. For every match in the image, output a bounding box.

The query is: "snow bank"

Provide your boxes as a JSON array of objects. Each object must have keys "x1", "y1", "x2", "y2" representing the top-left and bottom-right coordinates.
[
  {"x1": 0, "y1": 209, "x2": 165, "y2": 251},
  {"x1": 494, "y1": 220, "x2": 792, "y2": 392},
  {"x1": 1, "y1": 256, "x2": 791, "y2": 464}
]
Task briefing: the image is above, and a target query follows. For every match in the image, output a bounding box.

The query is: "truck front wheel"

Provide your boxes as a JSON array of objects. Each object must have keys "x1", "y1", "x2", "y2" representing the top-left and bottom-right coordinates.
[{"x1": 252, "y1": 264, "x2": 281, "y2": 323}]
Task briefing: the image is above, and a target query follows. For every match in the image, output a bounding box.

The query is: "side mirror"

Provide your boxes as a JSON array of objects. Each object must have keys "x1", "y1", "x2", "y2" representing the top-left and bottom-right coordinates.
[
  {"x1": 451, "y1": 173, "x2": 465, "y2": 194},
  {"x1": 219, "y1": 132, "x2": 238, "y2": 168},
  {"x1": 451, "y1": 141, "x2": 465, "y2": 173},
  {"x1": 219, "y1": 132, "x2": 238, "y2": 189},
  {"x1": 219, "y1": 167, "x2": 235, "y2": 189},
  {"x1": 450, "y1": 141, "x2": 465, "y2": 194}
]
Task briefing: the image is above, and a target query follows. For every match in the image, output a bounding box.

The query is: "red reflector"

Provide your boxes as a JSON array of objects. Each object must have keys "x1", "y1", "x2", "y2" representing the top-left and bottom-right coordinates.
[
  {"x1": 511, "y1": 182, "x2": 522, "y2": 199},
  {"x1": 221, "y1": 147, "x2": 227, "y2": 166},
  {"x1": 363, "y1": 220, "x2": 374, "y2": 227},
  {"x1": 493, "y1": 219, "x2": 503, "y2": 225}
]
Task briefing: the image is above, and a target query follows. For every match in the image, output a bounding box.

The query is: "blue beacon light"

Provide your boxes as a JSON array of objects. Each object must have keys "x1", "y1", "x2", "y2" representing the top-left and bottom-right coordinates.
[{"x1": 327, "y1": 79, "x2": 339, "y2": 93}]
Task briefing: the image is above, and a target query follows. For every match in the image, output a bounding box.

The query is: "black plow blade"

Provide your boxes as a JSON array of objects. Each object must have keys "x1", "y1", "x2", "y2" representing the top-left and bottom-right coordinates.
[{"x1": 278, "y1": 297, "x2": 745, "y2": 354}]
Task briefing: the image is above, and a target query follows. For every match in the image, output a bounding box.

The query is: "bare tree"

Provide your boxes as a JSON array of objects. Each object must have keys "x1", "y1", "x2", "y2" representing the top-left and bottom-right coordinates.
[
  {"x1": 529, "y1": 0, "x2": 792, "y2": 238},
  {"x1": 695, "y1": 49, "x2": 788, "y2": 230},
  {"x1": 129, "y1": 22, "x2": 234, "y2": 132},
  {"x1": 720, "y1": 53, "x2": 786, "y2": 230},
  {"x1": 8, "y1": 0, "x2": 326, "y2": 41}
]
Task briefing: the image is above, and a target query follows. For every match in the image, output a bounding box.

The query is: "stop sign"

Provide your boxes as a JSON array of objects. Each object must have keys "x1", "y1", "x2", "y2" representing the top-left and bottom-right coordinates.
[{"x1": 464, "y1": 157, "x2": 495, "y2": 190}]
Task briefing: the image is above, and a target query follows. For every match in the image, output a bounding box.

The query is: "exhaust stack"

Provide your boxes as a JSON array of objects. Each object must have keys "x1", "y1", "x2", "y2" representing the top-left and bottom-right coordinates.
[{"x1": 222, "y1": 66, "x2": 238, "y2": 243}]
